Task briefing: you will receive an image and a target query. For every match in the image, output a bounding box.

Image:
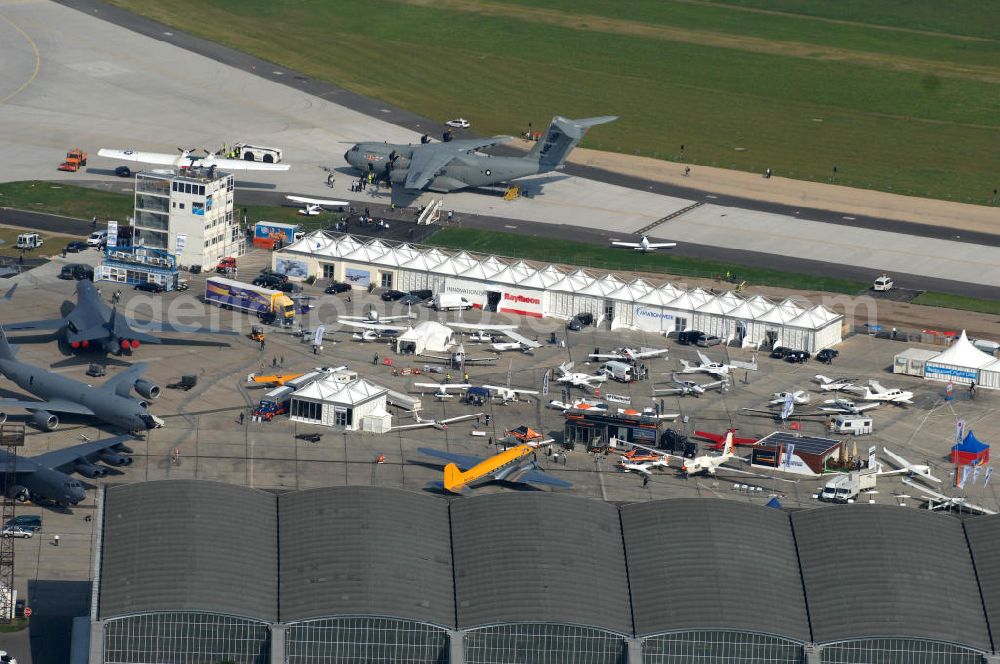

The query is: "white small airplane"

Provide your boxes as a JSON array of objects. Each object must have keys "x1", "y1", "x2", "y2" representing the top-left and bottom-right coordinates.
[
  {"x1": 819, "y1": 398, "x2": 880, "y2": 414},
  {"x1": 678, "y1": 351, "x2": 736, "y2": 378},
  {"x1": 610, "y1": 235, "x2": 677, "y2": 252},
  {"x1": 814, "y1": 375, "x2": 858, "y2": 392},
  {"x1": 482, "y1": 384, "x2": 539, "y2": 403},
  {"x1": 589, "y1": 347, "x2": 668, "y2": 362},
  {"x1": 339, "y1": 320, "x2": 410, "y2": 341},
  {"x1": 413, "y1": 382, "x2": 473, "y2": 400},
  {"x1": 902, "y1": 478, "x2": 996, "y2": 516},
  {"x1": 391, "y1": 413, "x2": 484, "y2": 432},
  {"x1": 618, "y1": 453, "x2": 673, "y2": 476},
  {"x1": 423, "y1": 344, "x2": 498, "y2": 366},
  {"x1": 848, "y1": 380, "x2": 914, "y2": 405},
  {"x1": 653, "y1": 373, "x2": 728, "y2": 397},
  {"x1": 98, "y1": 147, "x2": 290, "y2": 171},
  {"x1": 547, "y1": 398, "x2": 608, "y2": 412},
  {"x1": 879, "y1": 448, "x2": 941, "y2": 483},
  {"x1": 286, "y1": 195, "x2": 349, "y2": 215},
  {"x1": 449, "y1": 323, "x2": 542, "y2": 352},
  {"x1": 341, "y1": 310, "x2": 415, "y2": 324},
  {"x1": 555, "y1": 361, "x2": 608, "y2": 390},
  {"x1": 465, "y1": 331, "x2": 496, "y2": 344},
  {"x1": 770, "y1": 390, "x2": 811, "y2": 405}
]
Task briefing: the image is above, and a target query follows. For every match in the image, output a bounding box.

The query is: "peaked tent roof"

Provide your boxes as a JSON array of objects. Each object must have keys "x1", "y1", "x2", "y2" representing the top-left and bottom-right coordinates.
[
  {"x1": 608, "y1": 278, "x2": 655, "y2": 302},
  {"x1": 636, "y1": 283, "x2": 683, "y2": 307},
  {"x1": 293, "y1": 376, "x2": 388, "y2": 404},
  {"x1": 954, "y1": 430, "x2": 989, "y2": 454},
  {"x1": 787, "y1": 305, "x2": 841, "y2": 329},
  {"x1": 929, "y1": 331, "x2": 998, "y2": 370},
  {"x1": 535, "y1": 265, "x2": 567, "y2": 288}
]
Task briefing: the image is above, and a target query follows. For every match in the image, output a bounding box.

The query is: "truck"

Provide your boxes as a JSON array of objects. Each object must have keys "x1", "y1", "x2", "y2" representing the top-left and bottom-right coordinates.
[
  {"x1": 872, "y1": 274, "x2": 894, "y2": 292},
  {"x1": 16, "y1": 233, "x2": 43, "y2": 250},
  {"x1": 819, "y1": 467, "x2": 878, "y2": 503},
  {"x1": 600, "y1": 360, "x2": 635, "y2": 383},
  {"x1": 254, "y1": 386, "x2": 293, "y2": 420},
  {"x1": 204, "y1": 276, "x2": 295, "y2": 325},
  {"x1": 58, "y1": 148, "x2": 88, "y2": 172},
  {"x1": 233, "y1": 143, "x2": 282, "y2": 163},
  {"x1": 253, "y1": 221, "x2": 303, "y2": 249},
  {"x1": 433, "y1": 293, "x2": 473, "y2": 311}
]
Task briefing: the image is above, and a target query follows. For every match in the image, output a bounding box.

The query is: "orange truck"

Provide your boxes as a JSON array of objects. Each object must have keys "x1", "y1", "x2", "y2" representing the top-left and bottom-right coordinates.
[{"x1": 58, "y1": 148, "x2": 88, "y2": 172}]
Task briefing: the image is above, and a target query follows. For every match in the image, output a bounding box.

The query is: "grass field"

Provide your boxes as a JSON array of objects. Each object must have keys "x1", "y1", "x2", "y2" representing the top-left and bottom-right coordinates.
[
  {"x1": 912, "y1": 292, "x2": 1000, "y2": 316},
  {"x1": 110, "y1": 0, "x2": 1000, "y2": 204}
]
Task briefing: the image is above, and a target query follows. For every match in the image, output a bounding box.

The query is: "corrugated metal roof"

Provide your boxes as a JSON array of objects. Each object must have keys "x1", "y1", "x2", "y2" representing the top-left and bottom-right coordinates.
[
  {"x1": 98, "y1": 481, "x2": 277, "y2": 621},
  {"x1": 961, "y1": 515, "x2": 1000, "y2": 646},
  {"x1": 451, "y1": 493, "x2": 632, "y2": 633},
  {"x1": 622, "y1": 499, "x2": 810, "y2": 640},
  {"x1": 280, "y1": 486, "x2": 454, "y2": 626},
  {"x1": 793, "y1": 504, "x2": 991, "y2": 648}
]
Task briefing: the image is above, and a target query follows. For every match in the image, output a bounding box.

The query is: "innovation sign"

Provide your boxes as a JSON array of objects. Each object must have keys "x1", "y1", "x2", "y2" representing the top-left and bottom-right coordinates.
[{"x1": 633, "y1": 306, "x2": 674, "y2": 332}]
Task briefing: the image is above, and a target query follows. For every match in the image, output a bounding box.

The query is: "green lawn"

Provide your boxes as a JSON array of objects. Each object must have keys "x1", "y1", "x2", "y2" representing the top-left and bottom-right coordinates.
[
  {"x1": 426, "y1": 227, "x2": 868, "y2": 294},
  {"x1": 110, "y1": 0, "x2": 1000, "y2": 204},
  {"x1": 912, "y1": 292, "x2": 1000, "y2": 316}
]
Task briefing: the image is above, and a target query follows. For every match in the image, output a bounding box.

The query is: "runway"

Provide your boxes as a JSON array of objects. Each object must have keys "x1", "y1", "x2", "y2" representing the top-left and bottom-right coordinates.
[{"x1": 0, "y1": 0, "x2": 996, "y2": 295}]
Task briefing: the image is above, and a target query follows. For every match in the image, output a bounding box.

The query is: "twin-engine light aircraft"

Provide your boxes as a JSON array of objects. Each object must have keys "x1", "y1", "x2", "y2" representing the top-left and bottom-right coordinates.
[
  {"x1": 610, "y1": 235, "x2": 677, "y2": 252},
  {"x1": 418, "y1": 445, "x2": 572, "y2": 494},
  {"x1": 654, "y1": 373, "x2": 728, "y2": 396},
  {"x1": 344, "y1": 115, "x2": 616, "y2": 206},
  {"x1": 97, "y1": 148, "x2": 290, "y2": 171},
  {"x1": 848, "y1": 380, "x2": 915, "y2": 405},
  {"x1": 590, "y1": 347, "x2": 669, "y2": 362},
  {"x1": 555, "y1": 362, "x2": 608, "y2": 390}
]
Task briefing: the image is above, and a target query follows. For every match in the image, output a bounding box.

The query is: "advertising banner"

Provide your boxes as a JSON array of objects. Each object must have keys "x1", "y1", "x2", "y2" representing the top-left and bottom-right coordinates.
[
  {"x1": 344, "y1": 268, "x2": 371, "y2": 288},
  {"x1": 107, "y1": 220, "x2": 118, "y2": 249},
  {"x1": 443, "y1": 278, "x2": 488, "y2": 308},
  {"x1": 632, "y1": 305, "x2": 674, "y2": 332},
  {"x1": 499, "y1": 286, "x2": 546, "y2": 317}
]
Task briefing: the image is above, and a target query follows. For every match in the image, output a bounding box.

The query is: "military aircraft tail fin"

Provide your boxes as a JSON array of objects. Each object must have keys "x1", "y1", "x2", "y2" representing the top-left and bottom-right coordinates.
[
  {"x1": 0, "y1": 327, "x2": 18, "y2": 360},
  {"x1": 529, "y1": 115, "x2": 617, "y2": 170}
]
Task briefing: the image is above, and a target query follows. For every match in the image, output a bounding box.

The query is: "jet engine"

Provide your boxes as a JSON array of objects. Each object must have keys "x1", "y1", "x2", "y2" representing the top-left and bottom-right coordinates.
[
  {"x1": 0, "y1": 412, "x2": 6, "y2": 424},
  {"x1": 134, "y1": 379, "x2": 160, "y2": 400},
  {"x1": 97, "y1": 451, "x2": 132, "y2": 466},
  {"x1": 6, "y1": 485, "x2": 29, "y2": 502},
  {"x1": 31, "y1": 410, "x2": 59, "y2": 431},
  {"x1": 74, "y1": 462, "x2": 108, "y2": 478}
]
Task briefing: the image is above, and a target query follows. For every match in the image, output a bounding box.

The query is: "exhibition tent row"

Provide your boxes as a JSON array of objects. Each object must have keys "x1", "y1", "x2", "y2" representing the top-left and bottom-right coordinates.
[
  {"x1": 896, "y1": 332, "x2": 1000, "y2": 390},
  {"x1": 275, "y1": 232, "x2": 843, "y2": 351}
]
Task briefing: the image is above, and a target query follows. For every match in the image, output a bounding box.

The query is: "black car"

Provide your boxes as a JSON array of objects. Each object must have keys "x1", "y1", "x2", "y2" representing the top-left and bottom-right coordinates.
[
  {"x1": 64, "y1": 241, "x2": 88, "y2": 253},
  {"x1": 408, "y1": 289, "x2": 433, "y2": 301},
  {"x1": 253, "y1": 275, "x2": 284, "y2": 289},
  {"x1": 567, "y1": 312, "x2": 595, "y2": 331},
  {"x1": 676, "y1": 330, "x2": 704, "y2": 345},
  {"x1": 114, "y1": 166, "x2": 132, "y2": 178},
  {"x1": 785, "y1": 350, "x2": 810, "y2": 363},
  {"x1": 770, "y1": 346, "x2": 793, "y2": 359},
  {"x1": 324, "y1": 282, "x2": 351, "y2": 294},
  {"x1": 59, "y1": 263, "x2": 93, "y2": 281},
  {"x1": 135, "y1": 281, "x2": 165, "y2": 293},
  {"x1": 816, "y1": 349, "x2": 839, "y2": 363},
  {"x1": 381, "y1": 290, "x2": 407, "y2": 301},
  {"x1": 398, "y1": 293, "x2": 426, "y2": 306}
]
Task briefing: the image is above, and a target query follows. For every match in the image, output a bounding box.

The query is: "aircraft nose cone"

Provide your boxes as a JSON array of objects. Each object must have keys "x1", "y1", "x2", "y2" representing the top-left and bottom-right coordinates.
[{"x1": 344, "y1": 150, "x2": 350, "y2": 163}]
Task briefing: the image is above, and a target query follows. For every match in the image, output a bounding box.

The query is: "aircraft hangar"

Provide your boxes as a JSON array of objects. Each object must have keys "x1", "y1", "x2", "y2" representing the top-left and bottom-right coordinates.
[
  {"x1": 88, "y1": 481, "x2": 1000, "y2": 664},
  {"x1": 275, "y1": 232, "x2": 843, "y2": 352}
]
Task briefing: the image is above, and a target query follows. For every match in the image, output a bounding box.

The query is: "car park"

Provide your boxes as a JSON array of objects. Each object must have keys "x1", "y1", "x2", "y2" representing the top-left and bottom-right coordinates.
[
  {"x1": 785, "y1": 350, "x2": 810, "y2": 363},
  {"x1": 64, "y1": 241, "x2": 88, "y2": 253},
  {"x1": 380, "y1": 290, "x2": 407, "y2": 301},
  {"x1": 696, "y1": 334, "x2": 722, "y2": 347},
  {"x1": 59, "y1": 263, "x2": 94, "y2": 281},
  {"x1": 324, "y1": 282, "x2": 351, "y2": 294},
  {"x1": 567, "y1": 312, "x2": 594, "y2": 331},
  {"x1": 0, "y1": 526, "x2": 32, "y2": 539},
  {"x1": 770, "y1": 346, "x2": 792, "y2": 359},
  {"x1": 676, "y1": 330, "x2": 704, "y2": 345},
  {"x1": 445, "y1": 118, "x2": 470, "y2": 128},
  {"x1": 816, "y1": 349, "x2": 839, "y2": 363},
  {"x1": 134, "y1": 281, "x2": 165, "y2": 293}
]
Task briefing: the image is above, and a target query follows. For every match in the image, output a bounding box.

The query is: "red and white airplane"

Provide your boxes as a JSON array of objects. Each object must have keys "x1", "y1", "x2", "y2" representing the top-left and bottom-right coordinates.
[
  {"x1": 618, "y1": 430, "x2": 738, "y2": 477},
  {"x1": 694, "y1": 428, "x2": 760, "y2": 450}
]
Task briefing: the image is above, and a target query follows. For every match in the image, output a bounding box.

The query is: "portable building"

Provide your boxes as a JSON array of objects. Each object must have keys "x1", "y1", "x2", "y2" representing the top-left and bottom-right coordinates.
[{"x1": 893, "y1": 348, "x2": 939, "y2": 377}]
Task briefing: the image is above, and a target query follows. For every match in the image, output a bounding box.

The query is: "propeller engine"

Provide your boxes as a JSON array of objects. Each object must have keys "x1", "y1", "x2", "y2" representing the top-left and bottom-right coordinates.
[{"x1": 30, "y1": 410, "x2": 58, "y2": 431}]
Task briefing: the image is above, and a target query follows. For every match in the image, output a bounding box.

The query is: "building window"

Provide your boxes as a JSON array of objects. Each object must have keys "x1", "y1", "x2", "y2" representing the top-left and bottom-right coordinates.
[
  {"x1": 466, "y1": 623, "x2": 627, "y2": 664},
  {"x1": 642, "y1": 630, "x2": 804, "y2": 663},
  {"x1": 178, "y1": 203, "x2": 185, "y2": 210},
  {"x1": 380, "y1": 272, "x2": 393, "y2": 289},
  {"x1": 104, "y1": 612, "x2": 270, "y2": 664},
  {"x1": 286, "y1": 617, "x2": 448, "y2": 664},
  {"x1": 198, "y1": 185, "x2": 205, "y2": 196},
  {"x1": 192, "y1": 202, "x2": 204, "y2": 216},
  {"x1": 322, "y1": 264, "x2": 336, "y2": 279},
  {"x1": 334, "y1": 407, "x2": 352, "y2": 427},
  {"x1": 674, "y1": 317, "x2": 687, "y2": 332}
]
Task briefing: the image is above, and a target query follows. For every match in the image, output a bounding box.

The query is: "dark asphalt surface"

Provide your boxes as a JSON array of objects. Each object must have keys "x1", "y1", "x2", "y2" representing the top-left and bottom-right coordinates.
[{"x1": 39, "y1": 1, "x2": 1000, "y2": 301}]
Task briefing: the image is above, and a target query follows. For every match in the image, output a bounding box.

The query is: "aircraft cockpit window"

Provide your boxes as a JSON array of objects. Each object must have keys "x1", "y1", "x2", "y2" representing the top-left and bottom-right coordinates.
[
  {"x1": 67, "y1": 481, "x2": 82, "y2": 489},
  {"x1": 351, "y1": 146, "x2": 360, "y2": 152}
]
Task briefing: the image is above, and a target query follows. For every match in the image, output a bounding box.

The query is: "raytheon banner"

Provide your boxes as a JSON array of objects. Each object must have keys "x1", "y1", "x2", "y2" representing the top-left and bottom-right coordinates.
[{"x1": 499, "y1": 287, "x2": 547, "y2": 317}]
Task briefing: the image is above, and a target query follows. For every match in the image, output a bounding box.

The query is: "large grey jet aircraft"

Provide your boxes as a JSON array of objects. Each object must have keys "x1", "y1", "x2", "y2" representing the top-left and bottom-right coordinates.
[
  {"x1": 7, "y1": 280, "x2": 233, "y2": 358},
  {"x1": 344, "y1": 114, "x2": 616, "y2": 206},
  {"x1": 0, "y1": 329, "x2": 163, "y2": 431},
  {"x1": 0, "y1": 435, "x2": 134, "y2": 506}
]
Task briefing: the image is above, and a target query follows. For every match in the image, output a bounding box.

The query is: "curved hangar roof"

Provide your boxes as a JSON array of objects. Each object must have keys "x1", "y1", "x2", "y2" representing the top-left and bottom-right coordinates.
[{"x1": 97, "y1": 483, "x2": 1000, "y2": 648}]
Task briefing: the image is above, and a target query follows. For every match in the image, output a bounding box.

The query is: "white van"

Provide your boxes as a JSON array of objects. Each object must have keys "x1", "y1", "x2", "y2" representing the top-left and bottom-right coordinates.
[
  {"x1": 973, "y1": 339, "x2": 1000, "y2": 357},
  {"x1": 872, "y1": 274, "x2": 894, "y2": 292},
  {"x1": 87, "y1": 230, "x2": 108, "y2": 247},
  {"x1": 16, "y1": 233, "x2": 42, "y2": 249},
  {"x1": 600, "y1": 361, "x2": 634, "y2": 383},
  {"x1": 433, "y1": 293, "x2": 473, "y2": 311}
]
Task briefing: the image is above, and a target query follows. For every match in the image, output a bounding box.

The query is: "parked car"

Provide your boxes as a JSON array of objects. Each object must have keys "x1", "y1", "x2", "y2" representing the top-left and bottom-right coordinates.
[
  {"x1": 0, "y1": 526, "x2": 32, "y2": 539},
  {"x1": 785, "y1": 350, "x2": 810, "y2": 363},
  {"x1": 408, "y1": 289, "x2": 433, "y2": 301},
  {"x1": 567, "y1": 312, "x2": 595, "y2": 331},
  {"x1": 676, "y1": 330, "x2": 704, "y2": 345},
  {"x1": 253, "y1": 275, "x2": 283, "y2": 288},
  {"x1": 816, "y1": 349, "x2": 839, "y2": 363},
  {"x1": 324, "y1": 282, "x2": 351, "y2": 294},
  {"x1": 696, "y1": 334, "x2": 722, "y2": 347},
  {"x1": 769, "y1": 346, "x2": 793, "y2": 359},
  {"x1": 175, "y1": 279, "x2": 190, "y2": 292},
  {"x1": 87, "y1": 230, "x2": 108, "y2": 247},
  {"x1": 134, "y1": 281, "x2": 165, "y2": 293},
  {"x1": 64, "y1": 241, "x2": 88, "y2": 253},
  {"x1": 380, "y1": 290, "x2": 407, "y2": 301},
  {"x1": 59, "y1": 263, "x2": 94, "y2": 281},
  {"x1": 114, "y1": 165, "x2": 132, "y2": 178},
  {"x1": 445, "y1": 118, "x2": 470, "y2": 128},
  {"x1": 398, "y1": 294, "x2": 425, "y2": 306},
  {"x1": 5, "y1": 515, "x2": 40, "y2": 532}
]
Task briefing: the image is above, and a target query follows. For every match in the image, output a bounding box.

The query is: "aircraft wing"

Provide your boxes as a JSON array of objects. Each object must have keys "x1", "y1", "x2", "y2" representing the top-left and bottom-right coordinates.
[
  {"x1": 0, "y1": 397, "x2": 95, "y2": 416},
  {"x1": 101, "y1": 363, "x2": 148, "y2": 398},
  {"x1": 404, "y1": 147, "x2": 454, "y2": 191},
  {"x1": 286, "y1": 195, "x2": 349, "y2": 207},
  {"x1": 416, "y1": 447, "x2": 484, "y2": 471},
  {"x1": 413, "y1": 382, "x2": 471, "y2": 391},
  {"x1": 464, "y1": 355, "x2": 500, "y2": 364},
  {"x1": 652, "y1": 387, "x2": 683, "y2": 395},
  {"x1": 514, "y1": 470, "x2": 573, "y2": 489},
  {"x1": 204, "y1": 157, "x2": 290, "y2": 171},
  {"x1": 448, "y1": 136, "x2": 514, "y2": 153},
  {"x1": 31, "y1": 435, "x2": 134, "y2": 473},
  {"x1": 450, "y1": 323, "x2": 517, "y2": 332},
  {"x1": 611, "y1": 241, "x2": 640, "y2": 248},
  {"x1": 98, "y1": 148, "x2": 179, "y2": 165},
  {"x1": 502, "y1": 330, "x2": 541, "y2": 349},
  {"x1": 869, "y1": 379, "x2": 887, "y2": 394},
  {"x1": 647, "y1": 242, "x2": 677, "y2": 249},
  {"x1": 696, "y1": 350, "x2": 712, "y2": 365},
  {"x1": 4, "y1": 318, "x2": 66, "y2": 331},
  {"x1": 881, "y1": 447, "x2": 912, "y2": 469},
  {"x1": 339, "y1": 320, "x2": 409, "y2": 332}
]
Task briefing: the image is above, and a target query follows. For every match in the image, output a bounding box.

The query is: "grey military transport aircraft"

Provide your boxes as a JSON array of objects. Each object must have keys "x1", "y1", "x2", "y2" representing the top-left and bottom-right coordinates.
[
  {"x1": 0, "y1": 329, "x2": 163, "y2": 432},
  {"x1": 6, "y1": 279, "x2": 233, "y2": 359},
  {"x1": 0, "y1": 435, "x2": 134, "y2": 506},
  {"x1": 344, "y1": 114, "x2": 616, "y2": 206}
]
